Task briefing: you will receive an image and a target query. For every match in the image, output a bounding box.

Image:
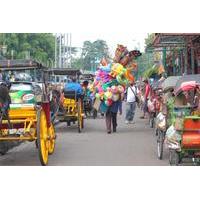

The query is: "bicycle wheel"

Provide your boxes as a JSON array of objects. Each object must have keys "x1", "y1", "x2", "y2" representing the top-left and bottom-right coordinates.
[{"x1": 157, "y1": 130, "x2": 164, "y2": 160}]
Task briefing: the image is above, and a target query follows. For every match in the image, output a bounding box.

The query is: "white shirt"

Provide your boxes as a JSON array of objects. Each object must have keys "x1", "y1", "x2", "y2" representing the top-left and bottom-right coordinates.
[{"x1": 126, "y1": 85, "x2": 138, "y2": 103}]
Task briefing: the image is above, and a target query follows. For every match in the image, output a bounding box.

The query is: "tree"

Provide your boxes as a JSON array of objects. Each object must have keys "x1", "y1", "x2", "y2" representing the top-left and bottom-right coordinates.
[
  {"x1": 81, "y1": 39, "x2": 110, "y2": 71},
  {"x1": 144, "y1": 33, "x2": 155, "y2": 51},
  {"x1": 0, "y1": 33, "x2": 55, "y2": 66}
]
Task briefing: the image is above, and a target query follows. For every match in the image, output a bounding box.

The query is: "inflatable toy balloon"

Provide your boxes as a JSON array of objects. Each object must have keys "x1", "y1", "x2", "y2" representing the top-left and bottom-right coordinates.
[
  {"x1": 107, "y1": 87, "x2": 112, "y2": 93},
  {"x1": 118, "y1": 85, "x2": 125, "y2": 93},
  {"x1": 111, "y1": 85, "x2": 118, "y2": 94},
  {"x1": 95, "y1": 93, "x2": 100, "y2": 99},
  {"x1": 112, "y1": 93, "x2": 120, "y2": 102},
  {"x1": 125, "y1": 69, "x2": 135, "y2": 82},
  {"x1": 104, "y1": 91, "x2": 112, "y2": 100},
  {"x1": 110, "y1": 63, "x2": 124, "y2": 78},
  {"x1": 100, "y1": 58, "x2": 108, "y2": 66},
  {"x1": 116, "y1": 74, "x2": 128, "y2": 86},
  {"x1": 99, "y1": 64, "x2": 111, "y2": 73}
]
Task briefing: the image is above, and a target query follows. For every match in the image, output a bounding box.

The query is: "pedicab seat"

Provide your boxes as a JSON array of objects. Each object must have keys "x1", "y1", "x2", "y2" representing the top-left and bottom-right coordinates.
[{"x1": 63, "y1": 90, "x2": 83, "y2": 99}]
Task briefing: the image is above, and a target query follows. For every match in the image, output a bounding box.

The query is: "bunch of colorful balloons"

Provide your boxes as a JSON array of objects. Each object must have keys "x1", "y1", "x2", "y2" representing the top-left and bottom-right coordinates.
[{"x1": 90, "y1": 44, "x2": 142, "y2": 110}]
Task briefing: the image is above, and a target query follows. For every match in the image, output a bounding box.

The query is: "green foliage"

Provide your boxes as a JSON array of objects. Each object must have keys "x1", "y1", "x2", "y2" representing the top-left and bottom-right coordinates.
[
  {"x1": 0, "y1": 33, "x2": 55, "y2": 66},
  {"x1": 145, "y1": 33, "x2": 155, "y2": 50},
  {"x1": 143, "y1": 65, "x2": 158, "y2": 79},
  {"x1": 81, "y1": 39, "x2": 110, "y2": 71}
]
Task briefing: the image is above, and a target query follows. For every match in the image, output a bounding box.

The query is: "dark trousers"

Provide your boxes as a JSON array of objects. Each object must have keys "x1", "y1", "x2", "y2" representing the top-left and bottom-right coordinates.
[{"x1": 105, "y1": 111, "x2": 117, "y2": 132}]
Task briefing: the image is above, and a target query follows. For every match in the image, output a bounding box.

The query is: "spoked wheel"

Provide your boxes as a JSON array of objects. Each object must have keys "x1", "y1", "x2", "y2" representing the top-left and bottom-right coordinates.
[
  {"x1": 157, "y1": 130, "x2": 165, "y2": 160},
  {"x1": 155, "y1": 128, "x2": 158, "y2": 136},
  {"x1": 37, "y1": 110, "x2": 49, "y2": 166},
  {"x1": 48, "y1": 123, "x2": 56, "y2": 155},
  {"x1": 77, "y1": 99, "x2": 84, "y2": 133},
  {"x1": 0, "y1": 142, "x2": 9, "y2": 155},
  {"x1": 93, "y1": 109, "x2": 97, "y2": 119},
  {"x1": 169, "y1": 149, "x2": 180, "y2": 166},
  {"x1": 149, "y1": 113, "x2": 154, "y2": 128}
]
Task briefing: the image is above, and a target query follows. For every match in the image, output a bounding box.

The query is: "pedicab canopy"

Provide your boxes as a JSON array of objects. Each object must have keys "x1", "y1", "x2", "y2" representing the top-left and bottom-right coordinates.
[
  {"x1": 48, "y1": 68, "x2": 82, "y2": 76},
  {"x1": 161, "y1": 76, "x2": 181, "y2": 92},
  {"x1": 0, "y1": 59, "x2": 45, "y2": 70},
  {"x1": 174, "y1": 74, "x2": 200, "y2": 95}
]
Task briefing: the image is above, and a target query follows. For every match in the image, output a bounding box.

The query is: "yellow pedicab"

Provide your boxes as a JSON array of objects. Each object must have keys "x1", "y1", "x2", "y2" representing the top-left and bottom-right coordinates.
[
  {"x1": 48, "y1": 68, "x2": 84, "y2": 133},
  {"x1": 0, "y1": 59, "x2": 56, "y2": 165}
]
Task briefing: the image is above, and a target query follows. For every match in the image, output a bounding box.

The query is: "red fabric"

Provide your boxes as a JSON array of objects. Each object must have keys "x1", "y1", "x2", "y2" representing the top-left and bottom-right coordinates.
[{"x1": 145, "y1": 84, "x2": 150, "y2": 99}]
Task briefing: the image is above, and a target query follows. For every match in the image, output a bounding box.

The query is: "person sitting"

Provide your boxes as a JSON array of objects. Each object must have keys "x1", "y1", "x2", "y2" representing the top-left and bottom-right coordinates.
[
  {"x1": 64, "y1": 77, "x2": 83, "y2": 96},
  {"x1": 0, "y1": 83, "x2": 11, "y2": 124}
]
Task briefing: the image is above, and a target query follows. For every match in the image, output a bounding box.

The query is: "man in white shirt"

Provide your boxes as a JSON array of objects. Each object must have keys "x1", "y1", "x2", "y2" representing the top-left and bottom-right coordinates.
[{"x1": 125, "y1": 80, "x2": 138, "y2": 124}]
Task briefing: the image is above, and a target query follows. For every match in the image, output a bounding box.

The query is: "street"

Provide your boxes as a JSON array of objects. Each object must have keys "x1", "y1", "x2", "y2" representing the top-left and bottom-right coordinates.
[{"x1": 0, "y1": 105, "x2": 169, "y2": 166}]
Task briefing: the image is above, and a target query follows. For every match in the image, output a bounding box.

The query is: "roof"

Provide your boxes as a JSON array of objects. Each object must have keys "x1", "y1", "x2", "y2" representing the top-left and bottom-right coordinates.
[
  {"x1": 153, "y1": 33, "x2": 200, "y2": 48},
  {"x1": 0, "y1": 59, "x2": 45, "y2": 70},
  {"x1": 161, "y1": 76, "x2": 181, "y2": 92},
  {"x1": 174, "y1": 74, "x2": 200, "y2": 94},
  {"x1": 48, "y1": 68, "x2": 82, "y2": 76}
]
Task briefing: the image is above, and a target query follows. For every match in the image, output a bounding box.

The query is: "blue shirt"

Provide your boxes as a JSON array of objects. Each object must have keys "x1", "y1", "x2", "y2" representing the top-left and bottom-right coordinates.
[{"x1": 64, "y1": 82, "x2": 83, "y2": 94}]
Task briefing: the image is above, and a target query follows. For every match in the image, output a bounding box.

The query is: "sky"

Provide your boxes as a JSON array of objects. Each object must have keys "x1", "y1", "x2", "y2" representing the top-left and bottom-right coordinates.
[{"x1": 71, "y1": 33, "x2": 148, "y2": 56}]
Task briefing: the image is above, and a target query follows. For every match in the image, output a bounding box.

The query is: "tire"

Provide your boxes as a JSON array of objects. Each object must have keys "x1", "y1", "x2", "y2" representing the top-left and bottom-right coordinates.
[
  {"x1": 77, "y1": 99, "x2": 82, "y2": 133},
  {"x1": 155, "y1": 128, "x2": 158, "y2": 136},
  {"x1": 0, "y1": 142, "x2": 9, "y2": 155},
  {"x1": 48, "y1": 123, "x2": 56, "y2": 155},
  {"x1": 37, "y1": 110, "x2": 49, "y2": 166},
  {"x1": 169, "y1": 149, "x2": 180, "y2": 166},
  {"x1": 93, "y1": 109, "x2": 97, "y2": 119},
  {"x1": 149, "y1": 113, "x2": 154, "y2": 128},
  {"x1": 150, "y1": 117, "x2": 154, "y2": 128},
  {"x1": 157, "y1": 130, "x2": 164, "y2": 160}
]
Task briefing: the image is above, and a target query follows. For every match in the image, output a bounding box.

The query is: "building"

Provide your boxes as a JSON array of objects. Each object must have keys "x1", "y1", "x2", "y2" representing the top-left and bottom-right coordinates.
[{"x1": 152, "y1": 33, "x2": 200, "y2": 75}]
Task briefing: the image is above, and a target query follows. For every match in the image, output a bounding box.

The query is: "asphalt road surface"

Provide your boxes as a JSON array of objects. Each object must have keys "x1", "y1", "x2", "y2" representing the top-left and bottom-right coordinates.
[{"x1": 0, "y1": 104, "x2": 186, "y2": 166}]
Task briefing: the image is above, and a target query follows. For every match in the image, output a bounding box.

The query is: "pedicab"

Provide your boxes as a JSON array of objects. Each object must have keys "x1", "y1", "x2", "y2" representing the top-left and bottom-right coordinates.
[
  {"x1": 80, "y1": 73, "x2": 96, "y2": 118},
  {"x1": 156, "y1": 76, "x2": 181, "y2": 160},
  {"x1": 48, "y1": 68, "x2": 84, "y2": 133},
  {"x1": 0, "y1": 59, "x2": 56, "y2": 165},
  {"x1": 166, "y1": 74, "x2": 200, "y2": 165}
]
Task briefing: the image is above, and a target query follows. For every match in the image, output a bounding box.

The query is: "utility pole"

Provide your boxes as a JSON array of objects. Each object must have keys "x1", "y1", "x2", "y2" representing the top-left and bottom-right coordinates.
[
  {"x1": 69, "y1": 33, "x2": 72, "y2": 68},
  {"x1": 59, "y1": 34, "x2": 62, "y2": 68},
  {"x1": 54, "y1": 33, "x2": 57, "y2": 68}
]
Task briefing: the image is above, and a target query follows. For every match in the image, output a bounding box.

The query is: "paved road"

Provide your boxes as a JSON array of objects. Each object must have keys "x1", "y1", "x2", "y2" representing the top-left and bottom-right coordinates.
[{"x1": 0, "y1": 105, "x2": 173, "y2": 166}]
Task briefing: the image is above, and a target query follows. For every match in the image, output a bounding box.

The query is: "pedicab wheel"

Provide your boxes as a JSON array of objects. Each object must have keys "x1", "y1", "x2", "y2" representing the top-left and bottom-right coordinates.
[
  {"x1": 0, "y1": 142, "x2": 9, "y2": 155},
  {"x1": 169, "y1": 149, "x2": 180, "y2": 166},
  {"x1": 77, "y1": 99, "x2": 83, "y2": 133},
  {"x1": 155, "y1": 128, "x2": 158, "y2": 136},
  {"x1": 37, "y1": 110, "x2": 49, "y2": 166},
  {"x1": 93, "y1": 109, "x2": 97, "y2": 119},
  {"x1": 150, "y1": 115, "x2": 154, "y2": 128},
  {"x1": 48, "y1": 123, "x2": 55, "y2": 155},
  {"x1": 157, "y1": 130, "x2": 164, "y2": 160}
]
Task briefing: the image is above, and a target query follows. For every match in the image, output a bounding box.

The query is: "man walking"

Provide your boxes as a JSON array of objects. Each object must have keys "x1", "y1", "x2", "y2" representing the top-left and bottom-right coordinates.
[{"x1": 125, "y1": 80, "x2": 138, "y2": 124}]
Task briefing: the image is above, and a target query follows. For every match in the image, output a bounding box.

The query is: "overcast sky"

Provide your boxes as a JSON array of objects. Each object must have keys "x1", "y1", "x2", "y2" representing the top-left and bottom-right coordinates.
[{"x1": 71, "y1": 33, "x2": 148, "y2": 56}]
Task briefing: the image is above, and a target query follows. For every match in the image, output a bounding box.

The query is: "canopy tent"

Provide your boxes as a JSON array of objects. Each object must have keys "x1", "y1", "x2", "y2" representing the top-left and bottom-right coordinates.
[
  {"x1": 161, "y1": 76, "x2": 181, "y2": 92},
  {"x1": 174, "y1": 74, "x2": 200, "y2": 95}
]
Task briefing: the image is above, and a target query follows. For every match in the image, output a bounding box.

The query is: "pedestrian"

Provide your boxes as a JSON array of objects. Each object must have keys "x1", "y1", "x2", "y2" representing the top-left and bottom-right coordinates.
[
  {"x1": 125, "y1": 80, "x2": 138, "y2": 124},
  {"x1": 140, "y1": 79, "x2": 150, "y2": 119},
  {"x1": 105, "y1": 94, "x2": 122, "y2": 134}
]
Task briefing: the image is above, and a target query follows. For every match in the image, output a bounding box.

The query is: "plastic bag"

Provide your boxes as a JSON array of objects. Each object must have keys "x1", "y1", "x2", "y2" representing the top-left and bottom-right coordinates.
[
  {"x1": 147, "y1": 99, "x2": 155, "y2": 112},
  {"x1": 166, "y1": 125, "x2": 181, "y2": 143},
  {"x1": 155, "y1": 112, "x2": 166, "y2": 130}
]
